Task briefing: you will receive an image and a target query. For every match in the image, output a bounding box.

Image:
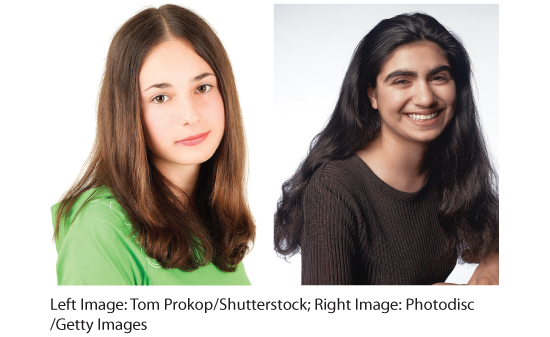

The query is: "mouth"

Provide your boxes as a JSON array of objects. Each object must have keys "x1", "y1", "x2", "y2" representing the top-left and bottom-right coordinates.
[
  {"x1": 405, "y1": 109, "x2": 442, "y2": 121},
  {"x1": 176, "y1": 131, "x2": 210, "y2": 146}
]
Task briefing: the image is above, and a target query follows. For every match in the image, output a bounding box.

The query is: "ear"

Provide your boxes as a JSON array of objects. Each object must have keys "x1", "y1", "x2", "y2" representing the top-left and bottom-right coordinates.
[{"x1": 367, "y1": 86, "x2": 378, "y2": 110}]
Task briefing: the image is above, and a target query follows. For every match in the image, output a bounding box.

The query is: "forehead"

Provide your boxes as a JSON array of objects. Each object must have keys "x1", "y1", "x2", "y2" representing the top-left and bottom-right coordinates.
[
  {"x1": 378, "y1": 41, "x2": 449, "y2": 76},
  {"x1": 139, "y1": 38, "x2": 213, "y2": 85}
]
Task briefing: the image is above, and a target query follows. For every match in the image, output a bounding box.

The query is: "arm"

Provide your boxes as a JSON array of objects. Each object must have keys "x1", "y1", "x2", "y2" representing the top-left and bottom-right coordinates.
[
  {"x1": 433, "y1": 252, "x2": 499, "y2": 285},
  {"x1": 56, "y1": 202, "x2": 144, "y2": 285},
  {"x1": 467, "y1": 252, "x2": 499, "y2": 285},
  {"x1": 301, "y1": 175, "x2": 357, "y2": 285}
]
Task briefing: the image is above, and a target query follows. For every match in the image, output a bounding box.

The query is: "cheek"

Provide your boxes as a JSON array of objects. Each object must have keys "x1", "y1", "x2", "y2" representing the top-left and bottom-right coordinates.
[
  {"x1": 436, "y1": 85, "x2": 457, "y2": 127},
  {"x1": 376, "y1": 90, "x2": 407, "y2": 117},
  {"x1": 439, "y1": 85, "x2": 457, "y2": 116},
  {"x1": 142, "y1": 111, "x2": 173, "y2": 150},
  {"x1": 437, "y1": 82, "x2": 456, "y2": 107},
  {"x1": 201, "y1": 94, "x2": 225, "y2": 131}
]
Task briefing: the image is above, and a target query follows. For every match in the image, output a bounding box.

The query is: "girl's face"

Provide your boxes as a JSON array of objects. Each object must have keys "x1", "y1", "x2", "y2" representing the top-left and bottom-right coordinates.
[
  {"x1": 139, "y1": 38, "x2": 225, "y2": 179},
  {"x1": 367, "y1": 41, "x2": 456, "y2": 145}
]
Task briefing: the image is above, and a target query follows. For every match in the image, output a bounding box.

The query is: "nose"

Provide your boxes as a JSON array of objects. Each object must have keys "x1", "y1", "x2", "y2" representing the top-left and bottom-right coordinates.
[
  {"x1": 412, "y1": 81, "x2": 437, "y2": 108},
  {"x1": 178, "y1": 98, "x2": 200, "y2": 126}
]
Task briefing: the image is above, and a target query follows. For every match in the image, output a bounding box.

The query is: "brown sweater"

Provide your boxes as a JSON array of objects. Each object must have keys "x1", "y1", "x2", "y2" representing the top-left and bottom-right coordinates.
[{"x1": 301, "y1": 154, "x2": 456, "y2": 285}]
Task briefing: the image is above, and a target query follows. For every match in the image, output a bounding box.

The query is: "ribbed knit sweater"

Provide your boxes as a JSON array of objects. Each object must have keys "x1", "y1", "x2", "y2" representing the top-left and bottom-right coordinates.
[{"x1": 301, "y1": 154, "x2": 456, "y2": 285}]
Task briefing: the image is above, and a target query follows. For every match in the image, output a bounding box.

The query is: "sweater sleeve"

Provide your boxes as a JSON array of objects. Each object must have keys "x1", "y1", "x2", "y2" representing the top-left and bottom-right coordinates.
[
  {"x1": 301, "y1": 171, "x2": 358, "y2": 285},
  {"x1": 56, "y1": 202, "x2": 145, "y2": 285}
]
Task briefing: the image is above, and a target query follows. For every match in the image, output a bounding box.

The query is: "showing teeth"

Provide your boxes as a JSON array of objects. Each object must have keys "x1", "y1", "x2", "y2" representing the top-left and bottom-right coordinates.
[{"x1": 407, "y1": 111, "x2": 440, "y2": 121}]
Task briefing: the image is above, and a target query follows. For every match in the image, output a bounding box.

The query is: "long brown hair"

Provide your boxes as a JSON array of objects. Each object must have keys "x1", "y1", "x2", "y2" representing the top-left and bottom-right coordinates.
[{"x1": 54, "y1": 4, "x2": 255, "y2": 272}]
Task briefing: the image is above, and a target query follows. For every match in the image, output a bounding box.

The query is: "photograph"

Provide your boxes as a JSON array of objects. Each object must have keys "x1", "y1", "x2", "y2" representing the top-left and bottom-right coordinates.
[
  {"x1": 50, "y1": 4, "x2": 256, "y2": 286},
  {"x1": 273, "y1": 4, "x2": 499, "y2": 286}
]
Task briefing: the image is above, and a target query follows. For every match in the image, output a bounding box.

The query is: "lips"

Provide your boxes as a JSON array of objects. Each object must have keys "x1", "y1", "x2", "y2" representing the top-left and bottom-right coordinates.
[{"x1": 176, "y1": 131, "x2": 210, "y2": 146}]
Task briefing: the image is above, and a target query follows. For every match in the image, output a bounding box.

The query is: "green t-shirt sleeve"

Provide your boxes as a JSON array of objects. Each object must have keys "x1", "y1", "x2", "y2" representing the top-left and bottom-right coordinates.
[{"x1": 56, "y1": 202, "x2": 145, "y2": 285}]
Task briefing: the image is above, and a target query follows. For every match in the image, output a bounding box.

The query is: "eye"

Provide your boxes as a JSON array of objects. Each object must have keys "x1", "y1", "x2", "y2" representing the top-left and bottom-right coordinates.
[
  {"x1": 196, "y1": 84, "x2": 213, "y2": 94},
  {"x1": 431, "y1": 75, "x2": 450, "y2": 82},
  {"x1": 152, "y1": 94, "x2": 170, "y2": 104},
  {"x1": 393, "y1": 79, "x2": 410, "y2": 85}
]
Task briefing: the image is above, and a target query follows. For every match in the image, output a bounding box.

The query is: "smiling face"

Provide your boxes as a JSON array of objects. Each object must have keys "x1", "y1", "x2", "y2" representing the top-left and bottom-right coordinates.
[
  {"x1": 139, "y1": 38, "x2": 225, "y2": 180},
  {"x1": 367, "y1": 41, "x2": 456, "y2": 145}
]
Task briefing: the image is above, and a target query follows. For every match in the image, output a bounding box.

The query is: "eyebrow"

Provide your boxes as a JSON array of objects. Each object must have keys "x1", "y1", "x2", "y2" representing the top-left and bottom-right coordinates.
[
  {"x1": 192, "y1": 72, "x2": 215, "y2": 82},
  {"x1": 383, "y1": 65, "x2": 452, "y2": 83},
  {"x1": 144, "y1": 82, "x2": 172, "y2": 92},
  {"x1": 143, "y1": 72, "x2": 216, "y2": 92}
]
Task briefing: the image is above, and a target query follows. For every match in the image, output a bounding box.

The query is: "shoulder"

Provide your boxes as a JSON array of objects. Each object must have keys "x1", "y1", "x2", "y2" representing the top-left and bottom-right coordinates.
[
  {"x1": 69, "y1": 197, "x2": 130, "y2": 239},
  {"x1": 52, "y1": 187, "x2": 133, "y2": 255},
  {"x1": 52, "y1": 186, "x2": 127, "y2": 223},
  {"x1": 306, "y1": 155, "x2": 365, "y2": 199},
  {"x1": 53, "y1": 187, "x2": 147, "y2": 285},
  {"x1": 303, "y1": 156, "x2": 365, "y2": 228}
]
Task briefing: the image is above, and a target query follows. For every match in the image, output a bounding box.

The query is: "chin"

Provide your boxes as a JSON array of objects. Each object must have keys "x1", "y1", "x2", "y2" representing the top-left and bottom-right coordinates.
[
  {"x1": 408, "y1": 131, "x2": 444, "y2": 144},
  {"x1": 186, "y1": 152, "x2": 217, "y2": 165}
]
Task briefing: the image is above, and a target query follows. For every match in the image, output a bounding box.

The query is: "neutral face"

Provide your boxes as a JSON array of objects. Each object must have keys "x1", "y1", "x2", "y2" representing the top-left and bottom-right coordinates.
[
  {"x1": 139, "y1": 38, "x2": 224, "y2": 178},
  {"x1": 367, "y1": 41, "x2": 456, "y2": 145}
]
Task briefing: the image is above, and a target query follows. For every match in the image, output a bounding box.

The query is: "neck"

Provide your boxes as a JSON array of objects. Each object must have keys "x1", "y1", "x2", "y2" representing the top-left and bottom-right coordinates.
[
  {"x1": 357, "y1": 130, "x2": 430, "y2": 193},
  {"x1": 154, "y1": 160, "x2": 201, "y2": 199}
]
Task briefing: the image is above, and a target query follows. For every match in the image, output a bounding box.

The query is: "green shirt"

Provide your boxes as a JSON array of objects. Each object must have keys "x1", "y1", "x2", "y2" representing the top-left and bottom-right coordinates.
[{"x1": 51, "y1": 187, "x2": 250, "y2": 285}]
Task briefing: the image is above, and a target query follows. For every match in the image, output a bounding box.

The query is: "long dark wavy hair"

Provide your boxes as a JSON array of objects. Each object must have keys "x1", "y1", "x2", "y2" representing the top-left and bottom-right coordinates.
[
  {"x1": 55, "y1": 4, "x2": 255, "y2": 272},
  {"x1": 274, "y1": 12, "x2": 498, "y2": 264}
]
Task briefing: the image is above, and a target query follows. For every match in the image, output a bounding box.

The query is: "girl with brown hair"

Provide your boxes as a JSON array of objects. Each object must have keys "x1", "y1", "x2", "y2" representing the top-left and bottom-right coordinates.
[{"x1": 52, "y1": 4, "x2": 255, "y2": 285}]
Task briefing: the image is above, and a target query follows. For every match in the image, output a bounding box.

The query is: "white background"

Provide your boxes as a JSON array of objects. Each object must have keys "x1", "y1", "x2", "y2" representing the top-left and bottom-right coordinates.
[{"x1": 1, "y1": 0, "x2": 547, "y2": 335}]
